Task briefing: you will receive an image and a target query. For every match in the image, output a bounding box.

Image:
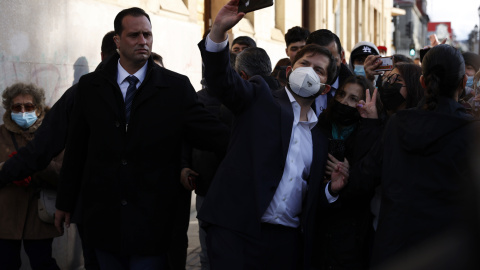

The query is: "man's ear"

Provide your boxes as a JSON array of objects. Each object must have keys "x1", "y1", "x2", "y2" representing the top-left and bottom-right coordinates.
[
  {"x1": 341, "y1": 50, "x2": 347, "y2": 65},
  {"x1": 419, "y1": 75, "x2": 427, "y2": 89},
  {"x1": 285, "y1": 47, "x2": 289, "y2": 57},
  {"x1": 286, "y1": 66, "x2": 292, "y2": 79},
  {"x1": 321, "y1": 85, "x2": 331, "y2": 95}
]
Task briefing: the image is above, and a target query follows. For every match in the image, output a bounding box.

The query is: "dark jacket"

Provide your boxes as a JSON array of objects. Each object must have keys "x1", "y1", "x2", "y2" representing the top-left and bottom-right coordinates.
[
  {"x1": 182, "y1": 88, "x2": 234, "y2": 196},
  {"x1": 198, "y1": 39, "x2": 331, "y2": 269},
  {"x1": 352, "y1": 97, "x2": 477, "y2": 267},
  {"x1": 338, "y1": 63, "x2": 354, "y2": 87},
  {"x1": 184, "y1": 76, "x2": 280, "y2": 196},
  {"x1": 56, "y1": 53, "x2": 229, "y2": 255},
  {"x1": 311, "y1": 114, "x2": 376, "y2": 270}
]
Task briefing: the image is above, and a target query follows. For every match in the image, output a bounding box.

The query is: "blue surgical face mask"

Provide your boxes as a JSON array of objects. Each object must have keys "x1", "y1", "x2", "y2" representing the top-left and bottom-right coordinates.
[
  {"x1": 466, "y1": 76, "x2": 474, "y2": 88},
  {"x1": 11, "y1": 111, "x2": 38, "y2": 129},
  {"x1": 354, "y1": 65, "x2": 366, "y2": 77}
]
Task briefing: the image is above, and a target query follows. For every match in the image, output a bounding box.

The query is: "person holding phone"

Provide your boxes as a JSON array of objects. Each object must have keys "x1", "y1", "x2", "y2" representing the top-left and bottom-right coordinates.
[
  {"x1": 197, "y1": 1, "x2": 349, "y2": 269},
  {"x1": 351, "y1": 44, "x2": 478, "y2": 267}
]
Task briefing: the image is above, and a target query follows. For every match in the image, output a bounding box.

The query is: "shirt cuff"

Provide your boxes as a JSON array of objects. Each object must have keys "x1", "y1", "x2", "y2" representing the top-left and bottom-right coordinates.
[
  {"x1": 325, "y1": 182, "x2": 339, "y2": 203},
  {"x1": 205, "y1": 33, "x2": 229, "y2": 53}
]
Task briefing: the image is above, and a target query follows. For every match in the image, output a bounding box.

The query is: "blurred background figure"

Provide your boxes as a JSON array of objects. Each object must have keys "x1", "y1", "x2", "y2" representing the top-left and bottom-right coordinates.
[
  {"x1": 271, "y1": 58, "x2": 291, "y2": 88},
  {"x1": 284, "y1": 26, "x2": 310, "y2": 63},
  {"x1": 0, "y1": 82, "x2": 62, "y2": 270},
  {"x1": 348, "y1": 41, "x2": 379, "y2": 77},
  {"x1": 151, "y1": 52, "x2": 164, "y2": 67},
  {"x1": 231, "y1": 36, "x2": 256, "y2": 54}
]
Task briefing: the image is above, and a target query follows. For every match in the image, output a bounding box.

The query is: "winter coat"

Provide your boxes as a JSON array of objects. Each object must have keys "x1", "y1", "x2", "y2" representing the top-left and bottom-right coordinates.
[
  {"x1": 349, "y1": 97, "x2": 478, "y2": 266},
  {"x1": 56, "y1": 52, "x2": 229, "y2": 255},
  {"x1": 0, "y1": 110, "x2": 62, "y2": 240}
]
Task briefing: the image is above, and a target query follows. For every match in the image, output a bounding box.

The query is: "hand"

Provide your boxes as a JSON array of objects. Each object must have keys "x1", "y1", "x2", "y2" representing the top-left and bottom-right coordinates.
[
  {"x1": 330, "y1": 158, "x2": 349, "y2": 194},
  {"x1": 54, "y1": 209, "x2": 71, "y2": 234},
  {"x1": 210, "y1": 0, "x2": 245, "y2": 43},
  {"x1": 325, "y1": 153, "x2": 340, "y2": 176},
  {"x1": 180, "y1": 168, "x2": 199, "y2": 191},
  {"x1": 364, "y1": 55, "x2": 383, "y2": 81},
  {"x1": 357, "y1": 88, "x2": 378, "y2": 119}
]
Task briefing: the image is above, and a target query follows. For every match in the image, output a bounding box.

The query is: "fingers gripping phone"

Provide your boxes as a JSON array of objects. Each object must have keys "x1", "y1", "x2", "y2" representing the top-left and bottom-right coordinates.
[{"x1": 238, "y1": 0, "x2": 274, "y2": 13}]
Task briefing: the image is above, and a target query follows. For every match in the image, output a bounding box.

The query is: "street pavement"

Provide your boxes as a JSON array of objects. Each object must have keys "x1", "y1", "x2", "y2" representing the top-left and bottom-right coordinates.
[{"x1": 186, "y1": 193, "x2": 202, "y2": 270}]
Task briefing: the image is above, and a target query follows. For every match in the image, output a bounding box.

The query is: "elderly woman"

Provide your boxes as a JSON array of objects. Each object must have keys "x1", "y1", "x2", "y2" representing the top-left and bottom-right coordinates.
[{"x1": 0, "y1": 82, "x2": 61, "y2": 269}]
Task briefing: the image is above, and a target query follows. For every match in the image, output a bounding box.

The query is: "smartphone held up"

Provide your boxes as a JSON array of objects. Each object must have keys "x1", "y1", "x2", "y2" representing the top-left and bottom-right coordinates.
[
  {"x1": 374, "y1": 56, "x2": 394, "y2": 71},
  {"x1": 238, "y1": 0, "x2": 274, "y2": 13}
]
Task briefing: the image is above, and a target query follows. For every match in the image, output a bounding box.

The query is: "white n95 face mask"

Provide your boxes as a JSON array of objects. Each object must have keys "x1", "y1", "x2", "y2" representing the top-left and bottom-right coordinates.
[{"x1": 288, "y1": 67, "x2": 324, "y2": 98}]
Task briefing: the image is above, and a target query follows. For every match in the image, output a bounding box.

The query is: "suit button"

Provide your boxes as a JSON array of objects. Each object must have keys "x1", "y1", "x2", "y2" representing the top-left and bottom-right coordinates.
[
  {"x1": 121, "y1": 159, "x2": 127, "y2": 165},
  {"x1": 115, "y1": 121, "x2": 120, "y2": 128},
  {"x1": 121, "y1": 200, "x2": 127, "y2": 206}
]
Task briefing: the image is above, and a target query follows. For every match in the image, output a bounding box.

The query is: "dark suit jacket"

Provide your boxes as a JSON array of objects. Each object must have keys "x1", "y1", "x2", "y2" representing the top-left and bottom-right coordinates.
[
  {"x1": 198, "y1": 39, "x2": 331, "y2": 269},
  {"x1": 56, "y1": 52, "x2": 228, "y2": 255}
]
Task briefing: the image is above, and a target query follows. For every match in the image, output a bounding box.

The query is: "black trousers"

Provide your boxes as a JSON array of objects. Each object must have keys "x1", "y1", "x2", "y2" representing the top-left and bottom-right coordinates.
[
  {"x1": 0, "y1": 238, "x2": 59, "y2": 270},
  {"x1": 206, "y1": 223, "x2": 300, "y2": 270}
]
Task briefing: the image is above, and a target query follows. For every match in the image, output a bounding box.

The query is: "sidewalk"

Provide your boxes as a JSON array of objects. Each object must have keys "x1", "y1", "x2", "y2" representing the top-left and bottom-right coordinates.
[{"x1": 186, "y1": 193, "x2": 202, "y2": 270}]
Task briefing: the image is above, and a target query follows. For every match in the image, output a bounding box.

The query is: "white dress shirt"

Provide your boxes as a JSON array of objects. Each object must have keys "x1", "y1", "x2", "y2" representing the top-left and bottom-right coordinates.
[
  {"x1": 117, "y1": 59, "x2": 148, "y2": 100},
  {"x1": 205, "y1": 34, "x2": 338, "y2": 228},
  {"x1": 260, "y1": 89, "x2": 317, "y2": 227}
]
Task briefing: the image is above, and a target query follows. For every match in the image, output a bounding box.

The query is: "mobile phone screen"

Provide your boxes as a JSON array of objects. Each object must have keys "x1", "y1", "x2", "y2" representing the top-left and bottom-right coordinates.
[{"x1": 238, "y1": 0, "x2": 274, "y2": 13}]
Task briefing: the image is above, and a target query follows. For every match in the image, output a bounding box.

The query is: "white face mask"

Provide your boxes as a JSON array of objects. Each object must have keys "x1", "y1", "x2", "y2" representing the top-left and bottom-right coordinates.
[{"x1": 288, "y1": 67, "x2": 324, "y2": 98}]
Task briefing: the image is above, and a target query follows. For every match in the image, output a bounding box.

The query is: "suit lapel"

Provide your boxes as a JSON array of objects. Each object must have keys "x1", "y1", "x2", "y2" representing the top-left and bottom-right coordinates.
[
  {"x1": 132, "y1": 66, "x2": 170, "y2": 110},
  {"x1": 273, "y1": 88, "x2": 294, "y2": 163}
]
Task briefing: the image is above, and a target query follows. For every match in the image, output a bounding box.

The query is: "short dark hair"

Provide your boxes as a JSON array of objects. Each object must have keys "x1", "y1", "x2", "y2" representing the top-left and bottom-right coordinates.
[
  {"x1": 101, "y1": 31, "x2": 117, "y2": 59},
  {"x1": 292, "y1": 44, "x2": 338, "y2": 85},
  {"x1": 151, "y1": 52, "x2": 164, "y2": 67},
  {"x1": 306, "y1": 29, "x2": 342, "y2": 57},
  {"x1": 114, "y1": 7, "x2": 151, "y2": 36},
  {"x1": 285, "y1": 26, "x2": 310, "y2": 48},
  {"x1": 232, "y1": 36, "x2": 256, "y2": 48},
  {"x1": 235, "y1": 47, "x2": 272, "y2": 77}
]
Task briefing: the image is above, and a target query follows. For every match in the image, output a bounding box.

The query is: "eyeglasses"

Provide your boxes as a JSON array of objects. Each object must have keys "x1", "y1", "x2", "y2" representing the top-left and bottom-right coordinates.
[{"x1": 11, "y1": 103, "x2": 36, "y2": 113}]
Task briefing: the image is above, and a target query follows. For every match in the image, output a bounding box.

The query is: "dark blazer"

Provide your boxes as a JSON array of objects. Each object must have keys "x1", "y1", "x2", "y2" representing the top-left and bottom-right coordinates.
[
  {"x1": 197, "y1": 39, "x2": 331, "y2": 269},
  {"x1": 56, "y1": 53, "x2": 228, "y2": 255}
]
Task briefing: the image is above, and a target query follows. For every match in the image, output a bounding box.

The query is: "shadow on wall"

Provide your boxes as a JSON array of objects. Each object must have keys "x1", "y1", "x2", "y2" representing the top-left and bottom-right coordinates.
[
  {"x1": 73, "y1": 56, "x2": 89, "y2": 86},
  {"x1": 0, "y1": 56, "x2": 91, "y2": 125}
]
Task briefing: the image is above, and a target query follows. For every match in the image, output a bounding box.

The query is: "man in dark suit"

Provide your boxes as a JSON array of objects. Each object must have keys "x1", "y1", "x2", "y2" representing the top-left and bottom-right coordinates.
[
  {"x1": 197, "y1": 1, "x2": 349, "y2": 269},
  {"x1": 54, "y1": 7, "x2": 228, "y2": 270},
  {"x1": 306, "y1": 29, "x2": 354, "y2": 115}
]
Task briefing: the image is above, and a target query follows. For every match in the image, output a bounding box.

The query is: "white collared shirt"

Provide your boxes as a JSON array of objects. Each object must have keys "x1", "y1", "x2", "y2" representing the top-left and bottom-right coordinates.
[
  {"x1": 117, "y1": 59, "x2": 148, "y2": 100},
  {"x1": 261, "y1": 88, "x2": 318, "y2": 227}
]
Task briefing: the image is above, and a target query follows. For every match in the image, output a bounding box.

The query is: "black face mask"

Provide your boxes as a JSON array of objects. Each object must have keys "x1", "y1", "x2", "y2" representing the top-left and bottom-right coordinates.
[
  {"x1": 378, "y1": 81, "x2": 406, "y2": 111},
  {"x1": 331, "y1": 100, "x2": 360, "y2": 126}
]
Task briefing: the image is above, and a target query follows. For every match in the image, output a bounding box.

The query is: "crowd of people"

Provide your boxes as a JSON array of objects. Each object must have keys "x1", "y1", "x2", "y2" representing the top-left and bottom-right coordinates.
[{"x1": 0, "y1": 0, "x2": 480, "y2": 269}]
